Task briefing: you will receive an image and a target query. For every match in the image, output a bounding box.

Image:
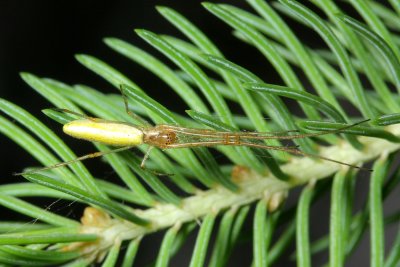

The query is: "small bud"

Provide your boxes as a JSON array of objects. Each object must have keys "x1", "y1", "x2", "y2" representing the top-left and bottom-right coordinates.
[{"x1": 268, "y1": 191, "x2": 288, "y2": 212}]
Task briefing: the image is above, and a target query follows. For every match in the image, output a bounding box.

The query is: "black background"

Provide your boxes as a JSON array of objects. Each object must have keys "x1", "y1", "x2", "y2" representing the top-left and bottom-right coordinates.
[
  {"x1": 0, "y1": 1, "x2": 398, "y2": 266},
  {"x1": 0, "y1": 0, "x2": 268, "y2": 178}
]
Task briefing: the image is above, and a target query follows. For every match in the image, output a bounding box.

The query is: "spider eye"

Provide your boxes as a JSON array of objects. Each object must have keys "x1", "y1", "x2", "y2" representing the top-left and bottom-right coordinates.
[{"x1": 165, "y1": 132, "x2": 176, "y2": 145}]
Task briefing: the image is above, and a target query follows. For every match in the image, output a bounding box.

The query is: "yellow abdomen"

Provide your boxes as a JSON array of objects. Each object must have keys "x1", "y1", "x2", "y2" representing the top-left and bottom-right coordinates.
[{"x1": 63, "y1": 119, "x2": 143, "y2": 146}]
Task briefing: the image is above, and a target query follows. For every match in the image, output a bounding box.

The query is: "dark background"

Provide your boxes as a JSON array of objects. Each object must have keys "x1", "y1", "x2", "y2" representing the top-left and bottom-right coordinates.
[
  {"x1": 0, "y1": 0, "x2": 266, "y2": 178},
  {"x1": 0, "y1": 1, "x2": 398, "y2": 266}
]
